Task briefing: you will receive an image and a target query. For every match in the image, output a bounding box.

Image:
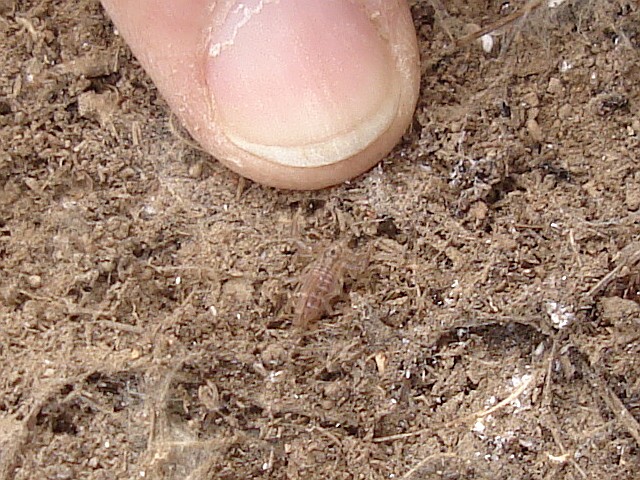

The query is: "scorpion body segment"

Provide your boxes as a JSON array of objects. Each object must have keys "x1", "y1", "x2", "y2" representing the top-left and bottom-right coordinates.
[{"x1": 293, "y1": 241, "x2": 367, "y2": 329}]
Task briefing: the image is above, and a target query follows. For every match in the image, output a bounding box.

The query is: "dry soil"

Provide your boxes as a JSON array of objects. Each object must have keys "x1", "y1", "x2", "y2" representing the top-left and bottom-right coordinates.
[{"x1": 1, "y1": 1, "x2": 639, "y2": 479}]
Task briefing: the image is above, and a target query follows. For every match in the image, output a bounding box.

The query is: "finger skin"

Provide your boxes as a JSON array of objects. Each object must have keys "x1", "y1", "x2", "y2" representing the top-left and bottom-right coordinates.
[{"x1": 100, "y1": 0, "x2": 420, "y2": 190}]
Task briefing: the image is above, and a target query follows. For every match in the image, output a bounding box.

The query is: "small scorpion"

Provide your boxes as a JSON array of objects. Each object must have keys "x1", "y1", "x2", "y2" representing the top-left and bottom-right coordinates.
[{"x1": 293, "y1": 239, "x2": 369, "y2": 329}]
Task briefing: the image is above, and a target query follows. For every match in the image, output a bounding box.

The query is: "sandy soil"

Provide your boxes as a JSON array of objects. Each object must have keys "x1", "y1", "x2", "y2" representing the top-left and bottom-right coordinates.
[{"x1": 1, "y1": 0, "x2": 639, "y2": 479}]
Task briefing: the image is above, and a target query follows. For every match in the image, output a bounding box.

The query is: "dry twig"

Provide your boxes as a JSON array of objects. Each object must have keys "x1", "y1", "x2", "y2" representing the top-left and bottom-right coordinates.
[
  {"x1": 374, "y1": 372, "x2": 537, "y2": 443},
  {"x1": 402, "y1": 452, "x2": 459, "y2": 480},
  {"x1": 593, "y1": 372, "x2": 640, "y2": 447}
]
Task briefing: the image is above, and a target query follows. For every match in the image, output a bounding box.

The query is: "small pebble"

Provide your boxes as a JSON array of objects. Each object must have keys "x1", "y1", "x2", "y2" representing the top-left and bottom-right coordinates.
[
  {"x1": 558, "y1": 104, "x2": 572, "y2": 120},
  {"x1": 547, "y1": 77, "x2": 564, "y2": 95},
  {"x1": 260, "y1": 343, "x2": 286, "y2": 366},
  {"x1": 625, "y1": 183, "x2": 640, "y2": 211},
  {"x1": 526, "y1": 118, "x2": 544, "y2": 142},
  {"x1": 522, "y1": 92, "x2": 539, "y2": 107},
  {"x1": 188, "y1": 162, "x2": 204, "y2": 178},
  {"x1": 24, "y1": 177, "x2": 40, "y2": 193}
]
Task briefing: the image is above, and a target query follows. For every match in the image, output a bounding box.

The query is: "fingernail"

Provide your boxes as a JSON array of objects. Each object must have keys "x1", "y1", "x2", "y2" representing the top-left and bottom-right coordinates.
[{"x1": 206, "y1": 0, "x2": 400, "y2": 168}]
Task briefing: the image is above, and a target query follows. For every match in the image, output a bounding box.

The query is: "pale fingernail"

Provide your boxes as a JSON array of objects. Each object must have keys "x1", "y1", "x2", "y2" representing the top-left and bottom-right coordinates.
[{"x1": 206, "y1": 0, "x2": 401, "y2": 168}]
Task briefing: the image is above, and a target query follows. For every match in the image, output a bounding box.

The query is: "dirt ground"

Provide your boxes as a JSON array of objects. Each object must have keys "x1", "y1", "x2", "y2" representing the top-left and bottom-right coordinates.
[{"x1": 1, "y1": 0, "x2": 639, "y2": 478}]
